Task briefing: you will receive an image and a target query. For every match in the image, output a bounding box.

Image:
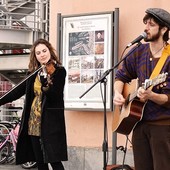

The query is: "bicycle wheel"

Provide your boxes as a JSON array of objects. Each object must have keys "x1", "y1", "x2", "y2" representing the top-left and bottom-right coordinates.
[
  {"x1": 0, "y1": 123, "x2": 15, "y2": 164},
  {"x1": 21, "y1": 162, "x2": 37, "y2": 169},
  {"x1": 0, "y1": 135, "x2": 11, "y2": 164},
  {"x1": 0, "y1": 123, "x2": 10, "y2": 139}
]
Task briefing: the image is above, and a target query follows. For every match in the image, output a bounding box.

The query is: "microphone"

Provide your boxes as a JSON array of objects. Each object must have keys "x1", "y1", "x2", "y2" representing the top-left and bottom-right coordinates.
[{"x1": 126, "y1": 32, "x2": 147, "y2": 48}]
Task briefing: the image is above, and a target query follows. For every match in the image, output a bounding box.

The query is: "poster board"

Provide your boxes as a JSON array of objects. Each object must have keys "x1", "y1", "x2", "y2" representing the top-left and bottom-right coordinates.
[{"x1": 61, "y1": 12, "x2": 114, "y2": 111}]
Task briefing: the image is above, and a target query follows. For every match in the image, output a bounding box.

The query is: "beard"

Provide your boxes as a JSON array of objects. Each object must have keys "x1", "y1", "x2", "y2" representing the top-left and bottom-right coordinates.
[{"x1": 144, "y1": 30, "x2": 161, "y2": 42}]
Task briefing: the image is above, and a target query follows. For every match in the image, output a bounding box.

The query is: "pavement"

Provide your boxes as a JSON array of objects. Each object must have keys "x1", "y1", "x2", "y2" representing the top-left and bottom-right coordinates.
[{"x1": 0, "y1": 164, "x2": 38, "y2": 170}]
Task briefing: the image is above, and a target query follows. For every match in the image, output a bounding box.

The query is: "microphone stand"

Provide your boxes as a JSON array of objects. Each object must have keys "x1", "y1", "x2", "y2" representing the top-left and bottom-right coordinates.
[{"x1": 79, "y1": 42, "x2": 141, "y2": 170}]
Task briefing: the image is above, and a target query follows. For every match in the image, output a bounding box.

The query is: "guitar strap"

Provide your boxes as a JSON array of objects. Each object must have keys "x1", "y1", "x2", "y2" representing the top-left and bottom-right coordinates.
[{"x1": 149, "y1": 44, "x2": 170, "y2": 89}]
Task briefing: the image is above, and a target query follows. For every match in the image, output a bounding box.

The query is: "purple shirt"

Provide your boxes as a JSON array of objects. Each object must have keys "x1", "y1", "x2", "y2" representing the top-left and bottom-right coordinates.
[{"x1": 115, "y1": 43, "x2": 170, "y2": 122}]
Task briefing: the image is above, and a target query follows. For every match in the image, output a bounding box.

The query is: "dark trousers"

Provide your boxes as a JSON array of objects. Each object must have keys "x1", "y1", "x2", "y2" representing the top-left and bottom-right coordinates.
[
  {"x1": 30, "y1": 136, "x2": 64, "y2": 170},
  {"x1": 132, "y1": 122, "x2": 170, "y2": 170}
]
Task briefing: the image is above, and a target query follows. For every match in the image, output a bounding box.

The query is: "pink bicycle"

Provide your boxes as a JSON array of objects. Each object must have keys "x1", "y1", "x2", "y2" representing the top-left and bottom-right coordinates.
[{"x1": 0, "y1": 118, "x2": 37, "y2": 169}]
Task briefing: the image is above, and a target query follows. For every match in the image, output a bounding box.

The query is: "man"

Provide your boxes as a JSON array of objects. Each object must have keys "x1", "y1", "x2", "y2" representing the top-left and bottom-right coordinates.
[{"x1": 113, "y1": 8, "x2": 170, "y2": 170}]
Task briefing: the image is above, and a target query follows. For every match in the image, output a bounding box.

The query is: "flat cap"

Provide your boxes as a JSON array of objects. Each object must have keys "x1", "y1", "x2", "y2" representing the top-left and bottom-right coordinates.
[{"x1": 146, "y1": 8, "x2": 170, "y2": 29}]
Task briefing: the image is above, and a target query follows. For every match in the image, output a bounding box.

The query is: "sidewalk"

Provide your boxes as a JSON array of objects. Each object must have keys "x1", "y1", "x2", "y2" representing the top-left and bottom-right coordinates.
[{"x1": 0, "y1": 164, "x2": 37, "y2": 170}]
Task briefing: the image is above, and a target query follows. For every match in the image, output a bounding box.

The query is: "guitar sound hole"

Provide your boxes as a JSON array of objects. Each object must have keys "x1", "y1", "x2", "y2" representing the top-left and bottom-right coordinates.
[{"x1": 125, "y1": 95, "x2": 130, "y2": 107}]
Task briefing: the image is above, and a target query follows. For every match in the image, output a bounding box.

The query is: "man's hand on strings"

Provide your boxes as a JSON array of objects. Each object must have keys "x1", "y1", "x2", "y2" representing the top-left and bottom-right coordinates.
[{"x1": 137, "y1": 87, "x2": 153, "y2": 102}]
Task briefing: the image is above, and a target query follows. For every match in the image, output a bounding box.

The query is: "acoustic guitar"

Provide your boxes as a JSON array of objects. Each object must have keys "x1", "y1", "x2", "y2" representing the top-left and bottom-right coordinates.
[{"x1": 112, "y1": 72, "x2": 168, "y2": 135}]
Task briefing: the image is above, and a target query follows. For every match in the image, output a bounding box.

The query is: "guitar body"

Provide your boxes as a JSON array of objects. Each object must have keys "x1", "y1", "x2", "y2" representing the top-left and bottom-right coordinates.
[
  {"x1": 112, "y1": 80, "x2": 146, "y2": 135},
  {"x1": 112, "y1": 72, "x2": 167, "y2": 135},
  {"x1": 112, "y1": 98, "x2": 146, "y2": 135}
]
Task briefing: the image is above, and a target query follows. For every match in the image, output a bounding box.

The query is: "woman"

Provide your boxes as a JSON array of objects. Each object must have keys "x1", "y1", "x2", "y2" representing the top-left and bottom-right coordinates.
[{"x1": 0, "y1": 39, "x2": 68, "y2": 170}]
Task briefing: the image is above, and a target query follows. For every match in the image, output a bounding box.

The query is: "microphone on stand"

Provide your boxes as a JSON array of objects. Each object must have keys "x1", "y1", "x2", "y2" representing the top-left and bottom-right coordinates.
[{"x1": 126, "y1": 32, "x2": 147, "y2": 48}]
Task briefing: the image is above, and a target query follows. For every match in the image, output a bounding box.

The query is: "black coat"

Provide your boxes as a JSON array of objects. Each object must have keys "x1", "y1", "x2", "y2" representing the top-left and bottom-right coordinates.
[{"x1": 0, "y1": 65, "x2": 68, "y2": 164}]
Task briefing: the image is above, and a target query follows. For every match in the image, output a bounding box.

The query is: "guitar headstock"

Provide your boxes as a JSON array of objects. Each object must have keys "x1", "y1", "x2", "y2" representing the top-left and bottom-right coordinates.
[{"x1": 142, "y1": 72, "x2": 168, "y2": 90}]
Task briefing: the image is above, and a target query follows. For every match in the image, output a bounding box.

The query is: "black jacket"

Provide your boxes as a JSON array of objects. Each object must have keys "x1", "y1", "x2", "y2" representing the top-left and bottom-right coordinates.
[{"x1": 0, "y1": 65, "x2": 68, "y2": 164}]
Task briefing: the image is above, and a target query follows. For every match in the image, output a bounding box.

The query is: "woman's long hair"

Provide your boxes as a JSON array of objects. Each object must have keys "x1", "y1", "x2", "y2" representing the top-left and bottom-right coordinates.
[{"x1": 28, "y1": 39, "x2": 61, "y2": 72}]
